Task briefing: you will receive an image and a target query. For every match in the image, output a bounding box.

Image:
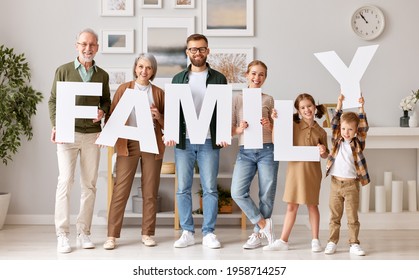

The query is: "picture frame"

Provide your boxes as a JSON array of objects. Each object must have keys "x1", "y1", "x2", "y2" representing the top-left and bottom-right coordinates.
[
  {"x1": 101, "y1": 29, "x2": 134, "y2": 53},
  {"x1": 202, "y1": 0, "x2": 254, "y2": 36},
  {"x1": 207, "y1": 47, "x2": 254, "y2": 90},
  {"x1": 174, "y1": 0, "x2": 195, "y2": 9},
  {"x1": 100, "y1": 0, "x2": 134, "y2": 16},
  {"x1": 142, "y1": 17, "x2": 195, "y2": 88},
  {"x1": 322, "y1": 103, "x2": 337, "y2": 128},
  {"x1": 141, "y1": 0, "x2": 162, "y2": 8},
  {"x1": 106, "y1": 67, "x2": 133, "y2": 91}
]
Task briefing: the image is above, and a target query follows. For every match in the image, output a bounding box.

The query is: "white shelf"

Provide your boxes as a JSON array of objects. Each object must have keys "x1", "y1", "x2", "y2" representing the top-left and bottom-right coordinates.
[{"x1": 104, "y1": 146, "x2": 245, "y2": 230}]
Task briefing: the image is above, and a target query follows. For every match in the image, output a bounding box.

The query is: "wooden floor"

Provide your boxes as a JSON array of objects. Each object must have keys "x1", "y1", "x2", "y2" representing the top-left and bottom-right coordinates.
[
  {"x1": 1, "y1": 224, "x2": 419, "y2": 260},
  {"x1": 0, "y1": 224, "x2": 418, "y2": 279}
]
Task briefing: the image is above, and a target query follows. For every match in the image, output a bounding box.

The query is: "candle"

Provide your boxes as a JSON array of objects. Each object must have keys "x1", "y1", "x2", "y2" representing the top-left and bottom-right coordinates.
[
  {"x1": 384, "y1": 171, "x2": 392, "y2": 212},
  {"x1": 407, "y1": 180, "x2": 417, "y2": 212},
  {"x1": 391, "y1": 180, "x2": 403, "y2": 213},
  {"x1": 375, "y1": 185, "x2": 386, "y2": 213},
  {"x1": 360, "y1": 183, "x2": 370, "y2": 213}
]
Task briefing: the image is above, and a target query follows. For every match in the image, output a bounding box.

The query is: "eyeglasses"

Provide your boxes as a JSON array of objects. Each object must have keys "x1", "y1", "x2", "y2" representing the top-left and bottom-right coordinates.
[
  {"x1": 187, "y1": 47, "x2": 208, "y2": 54},
  {"x1": 77, "y1": 42, "x2": 98, "y2": 48}
]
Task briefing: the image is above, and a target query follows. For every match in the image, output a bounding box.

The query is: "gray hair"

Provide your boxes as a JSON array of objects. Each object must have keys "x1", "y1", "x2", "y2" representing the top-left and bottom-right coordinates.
[
  {"x1": 133, "y1": 53, "x2": 158, "y2": 81},
  {"x1": 76, "y1": 28, "x2": 99, "y2": 43}
]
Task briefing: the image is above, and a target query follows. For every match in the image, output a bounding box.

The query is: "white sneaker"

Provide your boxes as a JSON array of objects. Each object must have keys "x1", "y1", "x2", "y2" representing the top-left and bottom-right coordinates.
[
  {"x1": 311, "y1": 239, "x2": 322, "y2": 252},
  {"x1": 325, "y1": 242, "x2": 337, "y2": 254},
  {"x1": 263, "y1": 239, "x2": 289, "y2": 251},
  {"x1": 174, "y1": 230, "x2": 195, "y2": 248},
  {"x1": 242, "y1": 233, "x2": 263, "y2": 249},
  {"x1": 350, "y1": 244, "x2": 366, "y2": 256},
  {"x1": 202, "y1": 233, "x2": 221, "y2": 249},
  {"x1": 57, "y1": 233, "x2": 71, "y2": 253},
  {"x1": 77, "y1": 233, "x2": 95, "y2": 249},
  {"x1": 259, "y1": 218, "x2": 275, "y2": 245}
]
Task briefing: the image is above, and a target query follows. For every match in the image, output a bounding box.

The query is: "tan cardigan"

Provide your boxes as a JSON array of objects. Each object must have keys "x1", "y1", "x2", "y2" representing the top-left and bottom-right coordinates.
[{"x1": 106, "y1": 81, "x2": 165, "y2": 159}]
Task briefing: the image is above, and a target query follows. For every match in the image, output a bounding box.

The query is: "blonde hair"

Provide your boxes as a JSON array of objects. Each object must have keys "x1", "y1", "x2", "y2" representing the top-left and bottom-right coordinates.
[
  {"x1": 246, "y1": 60, "x2": 268, "y2": 77},
  {"x1": 341, "y1": 111, "x2": 360, "y2": 127}
]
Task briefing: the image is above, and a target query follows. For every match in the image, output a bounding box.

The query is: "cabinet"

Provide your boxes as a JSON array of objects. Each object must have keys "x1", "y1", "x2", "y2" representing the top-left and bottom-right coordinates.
[{"x1": 105, "y1": 147, "x2": 247, "y2": 230}]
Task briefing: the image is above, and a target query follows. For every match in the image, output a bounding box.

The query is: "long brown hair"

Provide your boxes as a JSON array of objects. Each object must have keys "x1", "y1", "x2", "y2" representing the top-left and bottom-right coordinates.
[{"x1": 293, "y1": 93, "x2": 326, "y2": 122}]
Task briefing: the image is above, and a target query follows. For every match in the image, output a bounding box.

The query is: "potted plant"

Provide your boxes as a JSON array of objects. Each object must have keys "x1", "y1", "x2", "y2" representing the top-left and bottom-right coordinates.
[
  {"x1": 0, "y1": 45, "x2": 43, "y2": 229},
  {"x1": 194, "y1": 185, "x2": 233, "y2": 214}
]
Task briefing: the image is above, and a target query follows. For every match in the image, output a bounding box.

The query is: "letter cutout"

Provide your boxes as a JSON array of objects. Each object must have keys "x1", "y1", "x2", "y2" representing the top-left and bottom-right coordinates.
[
  {"x1": 274, "y1": 100, "x2": 319, "y2": 162},
  {"x1": 243, "y1": 88, "x2": 263, "y2": 149},
  {"x1": 164, "y1": 84, "x2": 232, "y2": 145},
  {"x1": 95, "y1": 89, "x2": 158, "y2": 154},
  {"x1": 314, "y1": 45, "x2": 378, "y2": 109},
  {"x1": 56, "y1": 82, "x2": 102, "y2": 143}
]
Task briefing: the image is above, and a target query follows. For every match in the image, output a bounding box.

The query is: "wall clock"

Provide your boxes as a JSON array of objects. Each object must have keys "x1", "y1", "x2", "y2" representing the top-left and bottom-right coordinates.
[{"x1": 351, "y1": 5, "x2": 385, "y2": 40}]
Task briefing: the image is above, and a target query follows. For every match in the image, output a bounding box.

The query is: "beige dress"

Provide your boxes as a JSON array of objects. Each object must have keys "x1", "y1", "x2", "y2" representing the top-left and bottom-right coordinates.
[{"x1": 283, "y1": 120, "x2": 328, "y2": 205}]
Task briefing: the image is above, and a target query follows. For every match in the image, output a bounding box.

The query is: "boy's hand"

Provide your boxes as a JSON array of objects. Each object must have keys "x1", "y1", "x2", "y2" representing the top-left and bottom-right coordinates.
[
  {"x1": 359, "y1": 93, "x2": 365, "y2": 113},
  {"x1": 336, "y1": 94, "x2": 344, "y2": 111}
]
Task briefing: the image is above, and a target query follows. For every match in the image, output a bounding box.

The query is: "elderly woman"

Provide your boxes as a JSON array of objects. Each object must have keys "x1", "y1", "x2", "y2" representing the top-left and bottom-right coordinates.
[{"x1": 103, "y1": 53, "x2": 165, "y2": 249}]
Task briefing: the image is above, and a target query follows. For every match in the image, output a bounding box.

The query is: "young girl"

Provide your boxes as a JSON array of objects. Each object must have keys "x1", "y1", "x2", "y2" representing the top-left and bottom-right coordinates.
[
  {"x1": 265, "y1": 93, "x2": 329, "y2": 252},
  {"x1": 231, "y1": 60, "x2": 279, "y2": 249}
]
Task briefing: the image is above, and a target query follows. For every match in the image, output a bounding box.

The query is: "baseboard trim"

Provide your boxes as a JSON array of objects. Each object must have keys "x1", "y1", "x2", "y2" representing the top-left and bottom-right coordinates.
[{"x1": 5, "y1": 212, "x2": 419, "y2": 230}]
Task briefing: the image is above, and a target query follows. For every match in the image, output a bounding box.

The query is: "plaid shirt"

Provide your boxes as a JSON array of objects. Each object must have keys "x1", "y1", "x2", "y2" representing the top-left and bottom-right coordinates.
[{"x1": 325, "y1": 110, "x2": 370, "y2": 186}]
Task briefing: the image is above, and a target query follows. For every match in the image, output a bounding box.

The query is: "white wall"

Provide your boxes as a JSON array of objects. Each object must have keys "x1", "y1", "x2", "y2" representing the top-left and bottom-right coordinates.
[{"x1": 1, "y1": 0, "x2": 418, "y2": 226}]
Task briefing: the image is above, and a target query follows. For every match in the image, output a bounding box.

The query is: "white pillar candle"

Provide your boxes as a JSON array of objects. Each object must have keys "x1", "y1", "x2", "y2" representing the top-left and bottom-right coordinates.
[
  {"x1": 391, "y1": 180, "x2": 403, "y2": 213},
  {"x1": 384, "y1": 171, "x2": 392, "y2": 212},
  {"x1": 407, "y1": 180, "x2": 417, "y2": 212},
  {"x1": 375, "y1": 185, "x2": 386, "y2": 213},
  {"x1": 360, "y1": 183, "x2": 370, "y2": 213}
]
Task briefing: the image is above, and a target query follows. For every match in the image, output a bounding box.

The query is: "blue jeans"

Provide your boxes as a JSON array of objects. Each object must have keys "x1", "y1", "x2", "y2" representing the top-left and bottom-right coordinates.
[
  {"x1": 231, "y1": 143, "x2": 279, "y2": 233},
  {"x1": 175, "y1": 139, "x2": 220, "y2": 235}
]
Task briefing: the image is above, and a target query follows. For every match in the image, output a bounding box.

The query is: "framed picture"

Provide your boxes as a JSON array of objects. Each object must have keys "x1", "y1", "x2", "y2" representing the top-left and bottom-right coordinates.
[
  {"x1": 101, "y1": 29, "x2": 134, "y2": 53},
  {"x1": 174, "y1": 0, "x2": 195, "y2": 9},
  {"x1": 106, "y1": 68, "x2": 133, "y2": 91},
  {"x1": 322, "y1": 103, "x2": 337, "y2": 128},
  {"x1": 100, "y1": 0, "x2": 134, "y2": 16},
  {"x1": 203, "y1": 0, "x2": 254, "y2": 36},
  {"x1": 207, "y1": 47, "x2": 253, "y2": 90},
  {"x1": 141, "y1": 0, "x2": 162, "y2": 8},
  {"x1": 142, "y1": 17, "x2": 195, "y2": 87}
]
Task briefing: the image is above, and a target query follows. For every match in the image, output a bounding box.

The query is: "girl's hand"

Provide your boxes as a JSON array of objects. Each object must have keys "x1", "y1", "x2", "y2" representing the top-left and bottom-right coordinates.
[{"x1": 318, "y1": 143, "x2": 328, "y2": 158}]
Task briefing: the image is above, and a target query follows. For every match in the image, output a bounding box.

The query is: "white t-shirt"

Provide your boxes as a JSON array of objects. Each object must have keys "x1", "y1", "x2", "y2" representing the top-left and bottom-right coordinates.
[
  {"x1": 330, "y1": 139, "x2": 357, "y2": 179},
  {"x1": 127, "y1": 83, "x2": 154, "y2": 127}
]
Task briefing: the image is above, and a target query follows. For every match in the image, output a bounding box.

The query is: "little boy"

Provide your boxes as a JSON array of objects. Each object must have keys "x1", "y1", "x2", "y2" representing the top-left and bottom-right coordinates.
[{"x1": 324, "y1": 94, "x2": 369, "y2": 256}]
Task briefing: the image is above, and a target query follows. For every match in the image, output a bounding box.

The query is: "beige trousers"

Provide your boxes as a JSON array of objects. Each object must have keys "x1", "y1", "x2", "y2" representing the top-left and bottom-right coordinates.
[
  {"x1": 55, "y1": 132, "x2": 100, "y2": 236},
  {"x1": 328, "y1": 176, "x2": 361, "y2": 245}
]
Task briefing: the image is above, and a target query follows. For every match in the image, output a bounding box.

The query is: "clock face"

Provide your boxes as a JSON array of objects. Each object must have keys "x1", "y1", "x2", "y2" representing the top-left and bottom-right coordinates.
[{"x1": 351, "y1": 6, "x2": 385, "y2": 40}]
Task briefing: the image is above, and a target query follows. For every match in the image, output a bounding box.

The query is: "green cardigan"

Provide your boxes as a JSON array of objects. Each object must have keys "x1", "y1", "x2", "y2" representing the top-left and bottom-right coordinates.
[
  {"x1": 48, "y1": 61, "x2": 111, "y2": 133},
  {"x1": 171, "y1": 63, "x2": 228, "y2": 149}
]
